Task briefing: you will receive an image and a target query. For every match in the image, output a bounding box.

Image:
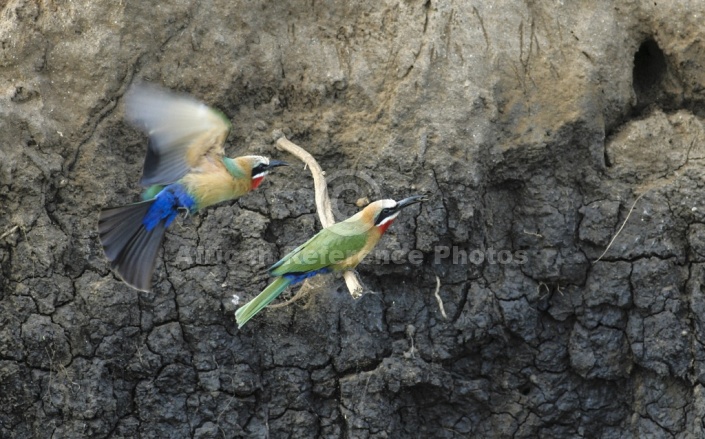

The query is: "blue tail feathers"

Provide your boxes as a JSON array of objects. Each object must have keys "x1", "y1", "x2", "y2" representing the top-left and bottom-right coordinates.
[
  {"x1": 99, "y1": 199, "x2": 166, "y2": 291},
  {"x1": 99, "y1": 184, "x2": 195, "y2": 291}
]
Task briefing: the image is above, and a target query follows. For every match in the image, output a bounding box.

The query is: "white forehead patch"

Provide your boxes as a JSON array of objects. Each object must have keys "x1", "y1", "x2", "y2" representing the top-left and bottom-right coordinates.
[{"x1": 375, "y1": 199, "x2": 396, "y2": 209}]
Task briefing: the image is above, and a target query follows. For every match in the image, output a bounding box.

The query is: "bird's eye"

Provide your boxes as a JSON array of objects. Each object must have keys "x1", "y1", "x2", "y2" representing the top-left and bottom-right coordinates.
[
  {"x1": 252, "y1": 163, "x2": 267, "y2": 176},
  {"x1": 375, "y1": 207, "x2": 396, "y2": 225}
]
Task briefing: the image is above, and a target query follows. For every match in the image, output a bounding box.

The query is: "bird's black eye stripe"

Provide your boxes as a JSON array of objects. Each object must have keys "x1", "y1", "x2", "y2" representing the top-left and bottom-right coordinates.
[
  {"x1": 252, "y1": 163, "x2": 268, "y2": 176},
  {"x1": 375, "y1": 207, "x2": 394, "y2": 225}
]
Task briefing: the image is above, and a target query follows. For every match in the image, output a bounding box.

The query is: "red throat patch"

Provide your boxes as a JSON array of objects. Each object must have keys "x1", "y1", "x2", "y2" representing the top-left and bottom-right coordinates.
[
  {"x1": 251, "y1": 176, "x2": 265, "y2": 190},
  {"x1": 377, "y1": 218, "x2": 395, "y2": 234}
]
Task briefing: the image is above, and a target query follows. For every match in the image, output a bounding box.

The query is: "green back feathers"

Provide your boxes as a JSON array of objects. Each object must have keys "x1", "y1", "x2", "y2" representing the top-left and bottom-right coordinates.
[
  {"x1": 269, "y1": 223, "x2": 370, "y2": 276},
  {"x1": 141, "y1": 185, "x2": 164, "y2": 200}
]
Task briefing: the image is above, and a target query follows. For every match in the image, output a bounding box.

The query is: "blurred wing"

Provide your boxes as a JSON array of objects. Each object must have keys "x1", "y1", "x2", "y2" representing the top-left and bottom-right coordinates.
[
  {"x1": 269, "y1": 224, "x2": 369, "y2": 276},
  {"x1": 126, "y1": 84, "x2": 231, "y2": 186}
]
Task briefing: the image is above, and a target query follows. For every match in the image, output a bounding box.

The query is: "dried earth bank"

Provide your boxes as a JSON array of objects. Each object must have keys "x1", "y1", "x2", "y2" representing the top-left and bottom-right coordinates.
[{"x1": 2, "y1": 0, "x2": 705, "y2": 437}]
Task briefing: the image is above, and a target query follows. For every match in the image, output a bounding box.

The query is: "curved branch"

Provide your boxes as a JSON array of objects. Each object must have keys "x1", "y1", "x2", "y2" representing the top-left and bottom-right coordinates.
[{"x1": 273, "y1": 133, "x2": 364, "y2": 298}]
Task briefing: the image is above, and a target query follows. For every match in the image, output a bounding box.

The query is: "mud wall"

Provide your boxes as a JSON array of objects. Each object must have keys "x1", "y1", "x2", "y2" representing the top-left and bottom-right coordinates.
[{"x1": 2, "y1": 0, "x2": 705, "y2": 437}]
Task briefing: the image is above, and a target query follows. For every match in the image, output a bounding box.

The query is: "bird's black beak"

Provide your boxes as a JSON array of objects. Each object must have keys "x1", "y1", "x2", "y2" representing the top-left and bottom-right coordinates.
[
  {"x1": 395, "y1": 194, "x2": 427, "y2": 210},
  {"x1": 266, "y1": 160, "x2": 288, "y2": 170}
]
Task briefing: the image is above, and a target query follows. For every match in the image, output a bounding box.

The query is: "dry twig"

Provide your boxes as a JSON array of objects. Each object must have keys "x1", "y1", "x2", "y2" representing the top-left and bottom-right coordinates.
[
  {"x1": 593, "y1": 191, "x2": 646, "y2": 264},
  {"x1": 0, "y1": 225, "x2": 19, "y2": 241},
  {"x1": 274, "y1": 133, "x2": 365, "y2": 298}
]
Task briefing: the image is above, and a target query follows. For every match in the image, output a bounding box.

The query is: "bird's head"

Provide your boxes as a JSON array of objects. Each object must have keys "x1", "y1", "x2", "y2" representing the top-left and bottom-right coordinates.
[
  {"x1": 363, "y1": 195, "x2": 427, "y2": 233},
  {"x1": 236, "y1": 156, "x2": 288, "y2": 190}
]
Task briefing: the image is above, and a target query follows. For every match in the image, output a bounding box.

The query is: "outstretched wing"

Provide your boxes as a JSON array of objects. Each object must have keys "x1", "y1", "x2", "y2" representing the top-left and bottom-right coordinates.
[
  {"x1": 125, "y1": 84, "x2": 231, "y2": 187},
  {"x1": 269, "y1": 222, "x2": 370, "y2": 277}
]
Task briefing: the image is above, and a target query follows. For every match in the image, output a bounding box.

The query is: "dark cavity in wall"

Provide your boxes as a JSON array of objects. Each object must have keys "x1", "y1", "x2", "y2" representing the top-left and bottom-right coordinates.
[{"x1": 632, "y1": 39, "x2": 667, "y2": 114}]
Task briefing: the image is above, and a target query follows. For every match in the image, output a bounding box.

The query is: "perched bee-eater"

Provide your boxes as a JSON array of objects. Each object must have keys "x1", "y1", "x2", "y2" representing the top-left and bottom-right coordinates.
[
  {"x1": 99, "y1": 85, "x2": 287, "y2": 292},
  {"x1": 235, "y1": 195, "x2": 426, "y2": 328}
]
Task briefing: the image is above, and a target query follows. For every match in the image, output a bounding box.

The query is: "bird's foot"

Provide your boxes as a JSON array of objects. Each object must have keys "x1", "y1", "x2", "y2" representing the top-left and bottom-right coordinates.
[{"x1": 178, "y1": 207, "x2": 191, "y2": 221}]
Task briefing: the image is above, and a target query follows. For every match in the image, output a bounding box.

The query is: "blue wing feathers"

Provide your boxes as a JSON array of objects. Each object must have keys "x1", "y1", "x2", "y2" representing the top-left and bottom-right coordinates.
[{"x1": 283, "y1": 267, "x2": 331, "y2": 285}]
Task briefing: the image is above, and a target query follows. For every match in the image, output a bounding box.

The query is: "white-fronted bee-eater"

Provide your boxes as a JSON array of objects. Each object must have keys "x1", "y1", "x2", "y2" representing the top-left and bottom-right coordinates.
[
  {"x1": 235, "y1": 195, "x2": 426, "y2": 328},
  {"x1": 98, "y1": 84, "x2": 287, "y2": 292}
]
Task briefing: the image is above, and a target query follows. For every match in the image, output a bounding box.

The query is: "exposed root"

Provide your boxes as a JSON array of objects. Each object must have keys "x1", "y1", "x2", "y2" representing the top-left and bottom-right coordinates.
[
  {"x1": 593, "y1": 191, "x2": 646, "y2": 264},
  {"x1": 433, "y1": 275, "x2": 447, "y2": 319},
  {"x1": 268, "y1": 281, "x2": 317, "y2": 309}
]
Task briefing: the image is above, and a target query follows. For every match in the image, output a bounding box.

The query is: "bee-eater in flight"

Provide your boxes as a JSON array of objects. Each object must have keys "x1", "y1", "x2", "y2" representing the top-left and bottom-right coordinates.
[
  {"x1": 99, "y1": 84, "x2": 287, "y2": 292},
  {"x1": 235, "y1": 195, "x2": 426, "y2": 328}
]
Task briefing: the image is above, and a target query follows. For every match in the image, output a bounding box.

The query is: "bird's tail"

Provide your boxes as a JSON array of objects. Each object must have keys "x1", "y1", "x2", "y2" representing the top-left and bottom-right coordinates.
[
  {"x1": 98, "y1": 199, "x2": 167, "y2": 292},
  {"x1": 235, "y1": 277, "x2": 292, "y2": 328}
]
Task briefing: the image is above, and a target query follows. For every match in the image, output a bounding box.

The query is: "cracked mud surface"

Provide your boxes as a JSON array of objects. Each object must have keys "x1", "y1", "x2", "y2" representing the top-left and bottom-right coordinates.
[{"x1": 3, "y1": 0, "x2": 705, "y2": 437}]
